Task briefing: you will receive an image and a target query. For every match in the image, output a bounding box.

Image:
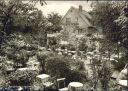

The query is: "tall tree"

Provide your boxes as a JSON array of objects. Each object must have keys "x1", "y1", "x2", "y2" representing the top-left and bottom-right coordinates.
[
  {"x1": 0, "y1": 0, "x2": 48, "y2": 49},
  {"x1": 91, "y1": 1, "x2": 128, "y2": 50},
  {"x1": 47, "y1": 12, "x2": 62, "y2": 33},
  {"x1": 91, "y1": 1, "x2": 121, "y2": 43},
  {"x1": 115, "y1": 4, "x2": 128, "y2": 50}
]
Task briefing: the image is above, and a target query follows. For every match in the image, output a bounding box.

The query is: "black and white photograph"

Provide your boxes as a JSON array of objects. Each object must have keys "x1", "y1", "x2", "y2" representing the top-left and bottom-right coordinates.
[{"x1": 0, "y1": 0, "x2": 128, "y2": 91}]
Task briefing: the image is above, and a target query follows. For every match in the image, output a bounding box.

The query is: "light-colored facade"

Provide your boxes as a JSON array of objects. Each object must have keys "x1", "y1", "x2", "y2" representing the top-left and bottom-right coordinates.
[{"x1": 61, "y1": 5, "x2": 92, "y2": 34}]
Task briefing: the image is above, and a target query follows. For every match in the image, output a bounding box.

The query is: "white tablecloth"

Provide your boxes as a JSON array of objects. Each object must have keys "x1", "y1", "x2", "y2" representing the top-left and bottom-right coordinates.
[
  {"x1": 68, "y1": 82, "x2": 83, "y2": 91},
  {"x1": 118, "y1": 80, "x2": 128, "y2": 87},
  {"x1": 36, "y1": 74, "x2": 50, "y2": 83}
]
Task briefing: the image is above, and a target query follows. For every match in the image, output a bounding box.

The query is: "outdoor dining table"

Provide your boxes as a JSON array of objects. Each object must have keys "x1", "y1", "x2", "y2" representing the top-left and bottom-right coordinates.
[
  {"x1": 36, "y1": 74, "x2": 54, "y2": 90},
  {"x1": 118, "y1": 80, "x2": 128, "y2": 91},
  {"x1": 68, "y1": 82, "x2": 83, "y2": 91},
  {"x1": 58, "y1": 87, "x2": 68, "y2": 91},
  {"x1": 36, "y1": 74, "x2": 50, "y2": 83}
]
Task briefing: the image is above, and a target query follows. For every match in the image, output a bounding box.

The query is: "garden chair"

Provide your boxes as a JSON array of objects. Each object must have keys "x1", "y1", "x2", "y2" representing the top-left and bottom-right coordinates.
[
  {"x1": 43, "y1": 76, "x2": 57, "y2": 91},
  {"x1": 57, "y1": 78, "x2": 68, "y2": 91}
]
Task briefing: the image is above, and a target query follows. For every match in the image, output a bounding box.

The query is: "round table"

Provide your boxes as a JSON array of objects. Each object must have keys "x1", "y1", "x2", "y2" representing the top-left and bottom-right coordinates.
[{"x1": 68, "y1": 82, "x2": 83, "y2": 91}]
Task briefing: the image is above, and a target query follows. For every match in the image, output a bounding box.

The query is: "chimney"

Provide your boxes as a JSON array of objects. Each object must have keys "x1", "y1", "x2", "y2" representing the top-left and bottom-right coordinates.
[{"x1": 79, "y1": 5, "x2": 82, "y2": 12}]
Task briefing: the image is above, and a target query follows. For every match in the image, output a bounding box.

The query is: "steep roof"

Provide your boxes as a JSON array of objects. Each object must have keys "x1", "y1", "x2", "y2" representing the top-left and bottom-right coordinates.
[
  {"x1": 117, "y1": 65, "x2": 128, "y2": 87},
  {"x1": 61, "y1": 6, "x2": 92, "y2": 26},
  {"x1": 117, "y1": 64, "x2": 128, "y2": 82}
]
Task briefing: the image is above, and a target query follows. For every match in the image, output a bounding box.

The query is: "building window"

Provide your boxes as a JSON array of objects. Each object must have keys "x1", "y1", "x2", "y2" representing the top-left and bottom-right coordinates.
[
  {"x1": 66, "y1": 18, "x2": 71, "y2": 25},
  {"x1": 75, "y1": 17, "x2": 78, "y2": 23},
  {"x1": 76, "y1": 17, "x2": 78, "y2": 22}
]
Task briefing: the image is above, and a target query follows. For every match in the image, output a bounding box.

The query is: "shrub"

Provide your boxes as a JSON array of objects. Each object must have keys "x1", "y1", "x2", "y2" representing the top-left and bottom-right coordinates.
[
  {"x1": 75, "y1": 61, "x2": 85, "y2": 71},
  {"x1": 78, "y1": 43, "x2": 87, "y2": 52},
  {"x1": 27, "y1": 44, "x2": 38, "y2": 51},
  {"x1": 8, "y1": 70, "x2": 38, "y2": 86},
  {"x1": 60, "y1": 44, "x2": 66, "y2": 50},
  {"x1": 67, "y1": 70, "x2": 87, "y2": 84},
  {"x1": 37, "y1": 51, "x2": 54, "y2": 73},
  {"x1": 45, "y1": 56, "x2": 70, "y2": 78},
  {"x1": 12, "y1": 49, "x2": 29, "y2": 68},
  {"x1": 0, "y1": 72, "x2": 9, "y2": 88},
  {"x1": 0, "y1": 56, "x2": 14, "y2": 75},
  {"x1": 78, "y1": 37, "x2": 88, "y2": 52},
  {"x1": 45, "y1": 55, "x2": 87, "y2": 85},
  {"x1": 67, "y1": 44, "x2": 76, "y2": 51}
]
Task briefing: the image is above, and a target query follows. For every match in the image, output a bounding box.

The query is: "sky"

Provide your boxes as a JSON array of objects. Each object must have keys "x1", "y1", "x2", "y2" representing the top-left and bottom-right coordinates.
[{"x1": 35, "y1": 1, "x2": 92, "y2": 16}]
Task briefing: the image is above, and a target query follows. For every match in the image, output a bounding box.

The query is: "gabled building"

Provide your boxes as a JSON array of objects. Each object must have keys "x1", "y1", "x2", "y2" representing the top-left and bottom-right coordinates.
[{"x1": 61, "y1": 5, "x2": 92, "y2": 34}]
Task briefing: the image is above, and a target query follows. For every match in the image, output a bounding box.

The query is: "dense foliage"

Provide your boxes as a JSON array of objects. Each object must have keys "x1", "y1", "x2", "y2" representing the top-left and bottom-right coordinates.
[
  {"x1": 0, "y1": 0, "x2": 128, "y2": 90},
  {"x1": 45, "y1": 54, "x2": 87, "y2": 85},
  {"x1": 46, "y1": 12, "x2": 62, "y2": 33},
  {"x1": 8, "y1": 70, "x2": 38, "y2": 86}
]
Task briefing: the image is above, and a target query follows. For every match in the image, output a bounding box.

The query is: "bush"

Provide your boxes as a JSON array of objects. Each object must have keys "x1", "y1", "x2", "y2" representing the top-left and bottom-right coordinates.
[
  {"x1": 78, "y1": 37, "x2": 88, "y2": 52},
  {"x1": 0, "y1": 72, "x2": 9, "y2": 88},
  {"x1": 45, "y1": 55, "x2": 87, "y2": 85},
  {"x1": 8, "y1": 70, "x2": 38, "y2": 86},
  {"x1": 49, "y1": 37, "x2": 57, "y2": 46},
  {"x1": 37, "y1": 52, "x2": 47, "y2": 74},
  {"x1": 60, "y1": 44, "x2": 76, "y2": 51},
  {"x1": 27, "y1": 44, "x2": 38, "y2": 51},
  {"x1": 67, "y1": 70, "x2": 87, "y2": 84},
  {"x1": 12, "y1": 50, "x2": 29, "y2": 68},
  {"x1": 67, "y1": 44, "x2": 76, "y2": 51},
  {"x1": 78, "y1": 42, "x2": 87, "y2": 52},
  {"x1": 60, "y1": 44, "x2": 66, "y2": 50},
  {"x1": 0, "y1": 56, "x2": 13, "y2": 75},
  {"x1": 0, "y1": 57, "x2": 10, "y2": 87},
  {"x1": 45, "y1": 56, "x2": 70, "y2": 78},
  {"x1": 6, "y1": 48, "x2": 29, "y2": 69},
  {"x1": 75, "y1": 61, "x2": 85, "y2": 71}
]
